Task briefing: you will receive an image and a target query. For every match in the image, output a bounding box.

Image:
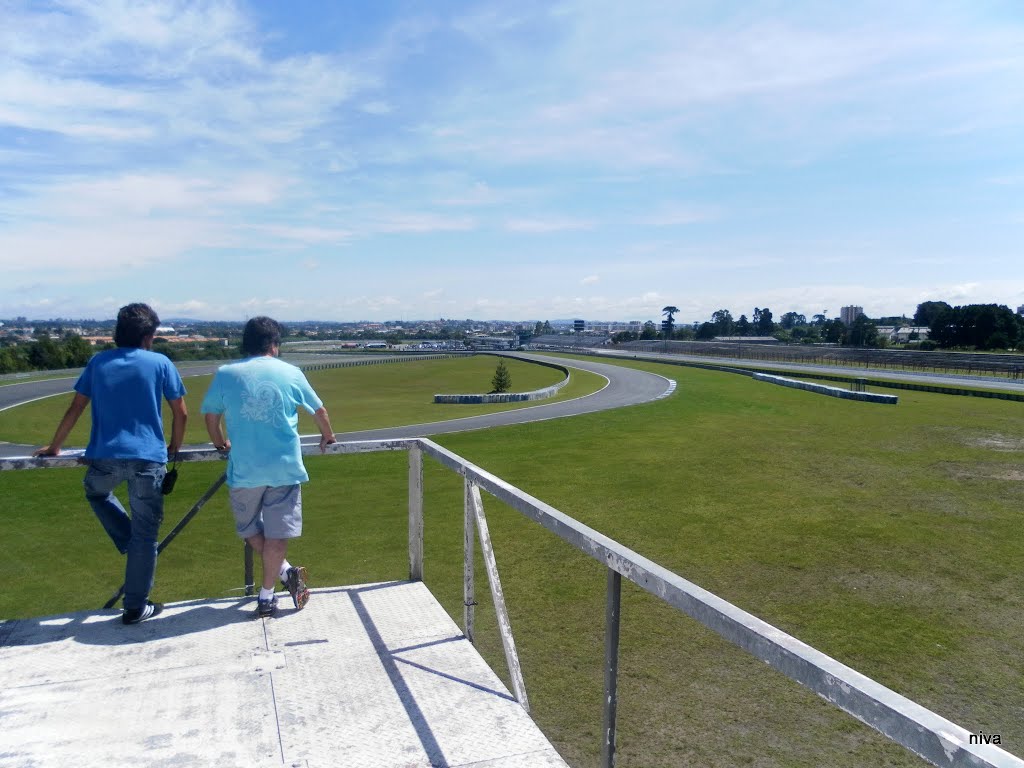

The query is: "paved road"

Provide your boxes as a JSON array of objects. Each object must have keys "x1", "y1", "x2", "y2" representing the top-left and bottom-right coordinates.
[
  {"x1": 590, "y1": 348, "x2": 1024, "y2": 393},
  {"x1": 323, "y1": 352, "x2": 675, "y2": 444},
  {"x1": 0, "y1": 353, "x2": 675, "y2": 458}
]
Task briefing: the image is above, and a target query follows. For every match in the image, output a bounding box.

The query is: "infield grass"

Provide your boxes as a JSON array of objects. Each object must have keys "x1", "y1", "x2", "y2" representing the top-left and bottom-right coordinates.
[
  {"x1": 0, "y1": 353, "x2": 591, "y2": 447},
  {"x1": 1, "y1": 356, "x2": 1022, "y2": 766}
]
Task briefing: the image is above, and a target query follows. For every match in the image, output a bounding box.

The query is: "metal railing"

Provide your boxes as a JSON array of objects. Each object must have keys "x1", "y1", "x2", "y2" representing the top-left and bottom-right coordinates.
[{"x1": 6, "y1": 440, "x2": 1023, "y2": 768}]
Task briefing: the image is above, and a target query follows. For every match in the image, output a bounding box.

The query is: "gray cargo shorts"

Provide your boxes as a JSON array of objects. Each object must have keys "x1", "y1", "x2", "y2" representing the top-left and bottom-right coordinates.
[{"x1": 228, "y1": 484, "x2": 302, "y2": 539}]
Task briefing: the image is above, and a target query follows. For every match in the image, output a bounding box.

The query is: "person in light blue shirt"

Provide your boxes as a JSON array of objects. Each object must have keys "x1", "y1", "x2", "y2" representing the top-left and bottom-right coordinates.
[
  {"x1": 35, "y1": 303, "x2": 188, "y2": 625},
  {"x1": 201, "y1": 316, "x2": 335, "y2": 618}
]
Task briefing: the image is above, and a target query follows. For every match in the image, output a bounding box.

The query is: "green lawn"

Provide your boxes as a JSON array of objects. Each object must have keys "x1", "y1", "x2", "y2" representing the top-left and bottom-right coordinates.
[
  {"x1": 2, "y1": 357, "x2": 1022, "y2": 766},
  {"x1": 0, "y1": 354, "x2": 595, "y2": 447}
]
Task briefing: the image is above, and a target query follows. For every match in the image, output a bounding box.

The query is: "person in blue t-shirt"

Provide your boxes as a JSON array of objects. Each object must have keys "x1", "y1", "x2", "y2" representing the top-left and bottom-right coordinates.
[
  {"x1": 35, "y1": 303, "x2": 188, "y2": 625},
  {"x1": 201, "y1": 316, "x2": 335, "y2": 618}
]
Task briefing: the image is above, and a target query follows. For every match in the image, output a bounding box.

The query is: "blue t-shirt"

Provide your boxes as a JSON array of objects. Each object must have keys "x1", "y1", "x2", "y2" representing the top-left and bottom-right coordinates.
[
  {"x1": 200, "y1": 356, "x2": 324, "y2": 488},
  {"x1": 75, "y1": 347, "x2": 187, "y2": 463}
]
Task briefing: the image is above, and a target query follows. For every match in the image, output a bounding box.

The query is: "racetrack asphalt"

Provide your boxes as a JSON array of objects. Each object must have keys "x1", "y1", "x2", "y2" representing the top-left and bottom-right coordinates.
[{"x1": 0, "y1": 353, "x2": 676, "y2": 459}]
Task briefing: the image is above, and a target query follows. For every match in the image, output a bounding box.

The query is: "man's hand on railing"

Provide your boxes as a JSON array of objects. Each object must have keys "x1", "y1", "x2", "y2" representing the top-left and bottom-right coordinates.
[
  {"x1": 313, "y1": 405, "x2": 336, "y2": 454},
  {"x1": 32, "y1": 445, "x2": 60, "y2": 457},
  {"x1": 214, "y1": 439, "x2": 231, "y2": 453}
]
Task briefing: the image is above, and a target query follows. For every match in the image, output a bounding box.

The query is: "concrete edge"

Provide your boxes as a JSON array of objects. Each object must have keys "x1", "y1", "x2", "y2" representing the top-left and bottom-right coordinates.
[{"x1": 753, "y1": 372, "x2": 899, "y2": 404}]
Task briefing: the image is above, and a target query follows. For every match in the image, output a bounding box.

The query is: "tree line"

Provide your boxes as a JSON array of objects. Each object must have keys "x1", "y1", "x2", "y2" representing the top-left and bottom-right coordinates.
[
  {"x1": 0, "y1": 334, "x2": 240, "y2": 374},
  {"x1": 0, "y1": 334, "x2": 95, "y2": 373},
  {"x1": 607, "y1": 302, "x2": 1024, "y2": 351},
  {"x1": 913, "y1": 301, "x2": 1021, "y2": 351}
]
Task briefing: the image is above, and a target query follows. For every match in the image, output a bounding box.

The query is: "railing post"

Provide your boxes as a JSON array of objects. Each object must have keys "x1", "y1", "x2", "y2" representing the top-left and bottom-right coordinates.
[
  {"x1": 408, "y1": 443, "x2": 424, "y2": 581},
  {"x1": 463, "y1": 478, "x2": 476, "y2": 643},
  {"x1": 244, "y1": 542, "x2": 255, "y2": 597},
  {"x1": 603, "y1": 568, "x2": 622, "y2": 768}
]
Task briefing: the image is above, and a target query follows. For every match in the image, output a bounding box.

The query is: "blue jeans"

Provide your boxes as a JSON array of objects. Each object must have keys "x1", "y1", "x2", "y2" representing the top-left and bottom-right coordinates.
[{"x1": 83, "y1": 459, "x2": 165, "y2": 611}]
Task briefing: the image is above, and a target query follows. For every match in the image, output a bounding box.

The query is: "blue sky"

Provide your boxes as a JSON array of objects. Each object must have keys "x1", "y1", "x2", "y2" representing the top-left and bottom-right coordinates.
[{"x1": 1, "y1": 1, "x2": 1022, "y2": 324}]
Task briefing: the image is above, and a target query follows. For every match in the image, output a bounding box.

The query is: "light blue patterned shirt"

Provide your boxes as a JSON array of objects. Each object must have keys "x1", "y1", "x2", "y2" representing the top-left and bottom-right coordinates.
[{"x1": 200, "y1": 356, "x2": 323, "y2": 488}]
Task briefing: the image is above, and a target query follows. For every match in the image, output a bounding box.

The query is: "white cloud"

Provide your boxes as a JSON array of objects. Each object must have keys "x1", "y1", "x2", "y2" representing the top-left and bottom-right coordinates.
[
  {"x1": 988, "y1": 174, "x2": 1024, "y2": 186},
  {"x1": 581, "y1": 275, "x2": 599, "y2": 285},
  {"x1": 362, "y1": 101, "x2": 392, "y2": 115},
  {"x1": 0, "y1": 171, "x2": 296, "y2": 277},
  {"x1": 505, "y1": 217, "x2": 594, "y2": 233},
  {"x1": 166, "y1": 299, "x2": 211, "y2": 316},
  {"x1": 436, "y1": 181, "x2": 502, "y2": 207},
  {"x1": 0, "y1": 217, "x2": 228, "y2": 274},
  {"x1": 249, "y1": 226, "x2": 352, "y2": 246},
  {"x1": 425, "y1": 2, "x2": 1024, "y2": 173},
  {"x1": 639, "y1": 204, "x2": 719, "y2": 227},
  {"x1": 22, "y1": 173, "x2": 288, "y2": 218},
  {"x1": 1, "y1": 1, "x2": 366, "y2": 149},
  {"x1": 372, "y1": 212, "x2": 476, "y2": 233}
]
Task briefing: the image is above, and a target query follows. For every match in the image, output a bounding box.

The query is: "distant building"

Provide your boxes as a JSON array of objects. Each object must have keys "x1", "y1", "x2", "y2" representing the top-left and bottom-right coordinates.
[
  {"x1": 876, "y1": 326, "x2": 930, "y2": 344},
  {"x1": 840, "y1": 306, "x2": 864, "y2": 326},
  {"x1": 602, "y1": 321, "x2": 643, "y2": 334},
  {"x1": 1017, "y1": 304, "x2": 1024, "y2": 316},
  {"x1": 893, "y1": 327, "x2": 930, "y2": 343}
]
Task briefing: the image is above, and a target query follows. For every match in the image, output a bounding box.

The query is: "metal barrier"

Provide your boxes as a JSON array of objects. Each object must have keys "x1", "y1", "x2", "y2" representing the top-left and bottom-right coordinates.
[{"x1": 5, "y1": 441, "x2": 1022, "y2": 768}]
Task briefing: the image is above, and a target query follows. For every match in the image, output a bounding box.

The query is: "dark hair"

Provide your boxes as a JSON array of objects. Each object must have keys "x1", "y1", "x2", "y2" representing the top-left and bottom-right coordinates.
[
  {"x1": 114, "y1": 303, "x2": 160, "y2": 348},
  {"x1": 241, "y1": 316, "x2": 283, "y2": 356}
]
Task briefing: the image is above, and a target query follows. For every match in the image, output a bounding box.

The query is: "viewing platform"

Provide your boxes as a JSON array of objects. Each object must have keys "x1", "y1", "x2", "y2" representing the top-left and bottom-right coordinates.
[
  {"x1": 3, "y1": 438, "x2": 1022, "y2": 768},
  {"x1": 0, "y1": 580, "x2": 568, "y2": 767}
]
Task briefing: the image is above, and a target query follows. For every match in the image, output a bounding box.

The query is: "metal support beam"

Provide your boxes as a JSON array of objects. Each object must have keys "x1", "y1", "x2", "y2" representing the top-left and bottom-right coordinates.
[
  {"x1": 602, "y1": 568, "x2": 621, "y2": 768},
  {"x1": 408, "y1": 444, "x2": 423, "y2": 581},
  {"x1": 468, "y1": 483, "x2": 529, "y2": 712},
  {"x1": 244, "y1": 542, "x2": 255, "y2": 597},
  {"x1": 463, "y1": 478, "x2": 476, "y2": 643},
  {"x1": 103, "y1": 472, "x2": 227, "y2": 609}
]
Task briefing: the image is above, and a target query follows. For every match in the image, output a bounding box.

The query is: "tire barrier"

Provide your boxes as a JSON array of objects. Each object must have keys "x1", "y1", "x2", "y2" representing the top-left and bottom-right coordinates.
[
  {"x1": 433, "y1": 353, "x2": 571, "y2": 404},
  {"x1": 753, "y1": 373, "x2": 898, "y2": 404}
]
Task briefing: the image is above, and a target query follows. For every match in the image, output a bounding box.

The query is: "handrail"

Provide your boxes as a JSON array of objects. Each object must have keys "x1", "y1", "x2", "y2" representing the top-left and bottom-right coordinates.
[{"x1": 5, "y1": 440, "x2": 1023, "y2": 767}]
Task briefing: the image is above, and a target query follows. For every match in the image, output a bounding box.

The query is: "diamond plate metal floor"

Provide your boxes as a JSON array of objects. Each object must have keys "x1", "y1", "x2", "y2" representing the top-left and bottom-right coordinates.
[{"x1": 0, "y1": 580, "x2": 569, "y2": 768}]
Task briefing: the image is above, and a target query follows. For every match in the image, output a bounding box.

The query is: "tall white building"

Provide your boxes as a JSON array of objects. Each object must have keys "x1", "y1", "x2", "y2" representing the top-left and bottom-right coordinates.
[{"x1": 840, "y1": 305, "x2": 864, "y2": 326}]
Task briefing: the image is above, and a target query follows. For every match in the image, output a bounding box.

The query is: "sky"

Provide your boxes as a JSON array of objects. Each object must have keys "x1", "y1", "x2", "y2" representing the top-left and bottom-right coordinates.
[{"x1": 1, "y1": 1, "x2": 1023, "y2": 325}]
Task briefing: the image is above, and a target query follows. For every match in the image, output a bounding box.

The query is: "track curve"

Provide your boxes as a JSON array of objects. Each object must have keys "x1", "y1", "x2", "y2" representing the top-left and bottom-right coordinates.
[{"x1": 0, "y1": 353, "x2": 675, "y2": 458}]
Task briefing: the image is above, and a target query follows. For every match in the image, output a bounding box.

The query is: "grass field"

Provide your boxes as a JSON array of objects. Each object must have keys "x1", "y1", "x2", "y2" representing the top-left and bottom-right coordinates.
[{"x1": 2, "y1": 356, "x2": 1022, "y2": 766}]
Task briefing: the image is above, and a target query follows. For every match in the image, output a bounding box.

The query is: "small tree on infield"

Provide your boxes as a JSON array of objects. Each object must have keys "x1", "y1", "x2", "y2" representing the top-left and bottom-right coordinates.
[{"x1": 491, "y1": 358, "x2": 512, "y2": 393}]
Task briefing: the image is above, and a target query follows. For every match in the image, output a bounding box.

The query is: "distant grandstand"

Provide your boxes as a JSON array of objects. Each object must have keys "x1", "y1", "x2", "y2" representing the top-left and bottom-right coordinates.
[{"x1": 528, "y1": 334, "x2": 612, "y2": 349}]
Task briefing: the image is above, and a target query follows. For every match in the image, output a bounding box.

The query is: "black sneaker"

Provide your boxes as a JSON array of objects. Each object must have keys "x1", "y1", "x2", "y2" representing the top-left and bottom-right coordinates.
[
  {"x1": 282, "y1": 566, "x2": 310, "y2": 610},
  {"x1": 256, "y1": 594, "x2": 278, "y2": 618},
  {"x1": 122, "y1": 601, "x2": 164, "y2": 625}
]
